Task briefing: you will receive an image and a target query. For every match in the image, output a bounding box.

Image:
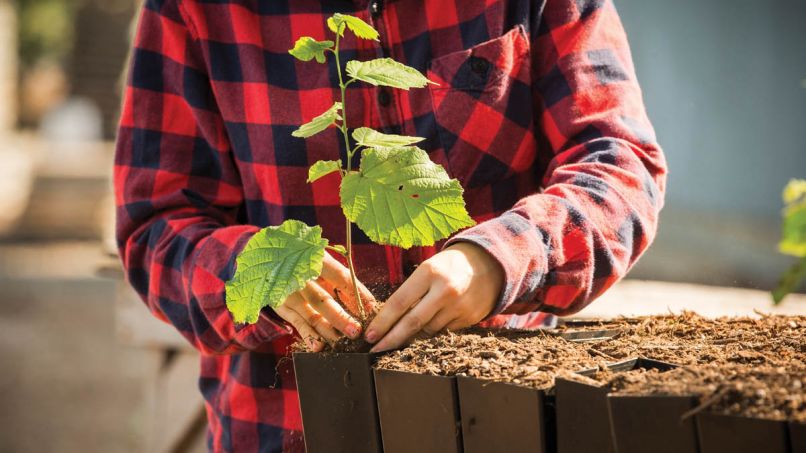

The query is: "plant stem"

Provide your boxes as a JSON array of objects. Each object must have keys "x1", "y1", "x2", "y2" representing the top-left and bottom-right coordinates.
[{"x1": 333, "y1": 29, "x2": 366, "y2": 320}]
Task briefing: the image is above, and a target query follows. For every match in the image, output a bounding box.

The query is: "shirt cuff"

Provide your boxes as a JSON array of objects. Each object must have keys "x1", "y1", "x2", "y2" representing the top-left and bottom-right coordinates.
[{"x1": 444, "y1": 211, "x2": 550, "y2": 318}]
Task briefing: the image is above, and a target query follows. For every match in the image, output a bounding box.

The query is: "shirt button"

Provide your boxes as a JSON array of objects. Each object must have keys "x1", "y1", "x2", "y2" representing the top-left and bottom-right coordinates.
[
  {"x1": 377, "y1": 89, "x2": 391, "y2": 107},
  {"x1": 369, "y1": 1, "x2": 382, "y2": 18},
  {"x1": 470, "y1": 57, "x2": 489, "y2": 74},
  {"x1": 402, "y1": 260, "x2": 417, "y2": 277}
]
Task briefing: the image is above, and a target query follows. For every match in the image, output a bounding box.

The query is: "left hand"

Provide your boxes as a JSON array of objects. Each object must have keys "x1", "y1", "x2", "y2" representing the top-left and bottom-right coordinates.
[{"x1": 365, "y1": 242, "x2": 505, "y2": 352}]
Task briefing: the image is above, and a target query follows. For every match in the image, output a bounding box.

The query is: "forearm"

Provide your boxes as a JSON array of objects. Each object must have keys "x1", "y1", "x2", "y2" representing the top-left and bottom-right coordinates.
[{"x1": 446, "y1": 0, "x2": 666, "y2": 317}]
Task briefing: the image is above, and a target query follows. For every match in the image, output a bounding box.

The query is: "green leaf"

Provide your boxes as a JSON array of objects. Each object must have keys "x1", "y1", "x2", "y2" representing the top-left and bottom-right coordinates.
[
  {"x1": 352, "y1": 127, "x2": 425, "y2": 148},
  {"x1": 288, "y1": 36, "x2": 334, "y2": 63},
  {"x1": 346, "y1": 58, "x2": 434, "y2": 90},
  {"x1": 340, "y1": 146, "x2": 475, "y2": 248},
  {"x1": 328, "y1": 244, "x2": 348, "y2": 256},
  {"x1": 292, "y1": 102, "x2": 342, "y2": 138},
  {"x1": 772, "y1": 257, "x2": 806, "y2": 305},
  {"x1": 783, "y1": 178, "x2": 806, "y2": 205},
  {"x1": 779, "y1": 179, "x2": 806, "y2": 258},
  {"x1": 780, "y1": 202, "x2": 806, "y2": 257},
  {"x1": 308, "y1": 160, "x2": 342, "y2": 183},
  {"x1": 225, "y1": 220, "x2": 328, "y2": 324},
  {"x1": 327, "y1": 13, "x2": 379, "y2": 41}
]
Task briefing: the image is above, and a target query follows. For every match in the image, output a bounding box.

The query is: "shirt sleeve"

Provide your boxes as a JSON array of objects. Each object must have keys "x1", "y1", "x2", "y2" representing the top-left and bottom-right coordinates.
[
  {"x1": 114, "y1": 0, "x2": 290, "y2": 354},
  {"x1": 446, "y1": 0, "x2": 668, "y2": 317}
]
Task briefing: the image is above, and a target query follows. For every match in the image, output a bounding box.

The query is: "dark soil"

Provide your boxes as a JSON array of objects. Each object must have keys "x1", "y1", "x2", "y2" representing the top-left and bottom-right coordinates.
[
  {"x1": 292, "y1": 282, "x2": 394, "y2": 353},
  {"x1": 375, "y1": 330, "x2": 604, "y2": 389}
]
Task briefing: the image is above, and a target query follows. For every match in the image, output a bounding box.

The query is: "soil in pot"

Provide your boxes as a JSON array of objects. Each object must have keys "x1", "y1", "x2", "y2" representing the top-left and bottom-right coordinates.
[
  {"x1": 586, "y1": 313, "x2": 806, "y2": 367},
  {"x1": 611, "y1": 363, "x2": 805, "y2": 453},
  {"x1": 376, "y1": 330, "x2": 603, "y2": 453}
]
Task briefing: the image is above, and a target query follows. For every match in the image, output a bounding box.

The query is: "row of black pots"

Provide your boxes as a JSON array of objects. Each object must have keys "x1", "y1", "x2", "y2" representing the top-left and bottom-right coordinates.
[
  {"x1": 293, "y1": 340, "x2": 804, "y2": 453},
  {"x1": 293, "y1": 328, "x2": 620, "y2": 452}
]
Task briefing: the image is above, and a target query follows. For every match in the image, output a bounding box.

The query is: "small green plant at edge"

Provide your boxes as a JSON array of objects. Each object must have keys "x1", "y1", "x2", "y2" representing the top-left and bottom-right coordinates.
[
  {"x1": 224, "y1": 13, "x2": 475, "y2": 324},
  {"x1": 772, "y1": 179, "x2": 806, "y2": 304}
]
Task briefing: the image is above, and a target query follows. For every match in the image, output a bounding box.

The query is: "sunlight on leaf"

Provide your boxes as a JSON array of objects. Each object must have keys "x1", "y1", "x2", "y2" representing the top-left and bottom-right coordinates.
[
  {"x1": 346, "y1": 58, "x2": 434, "y2": 90},
  {"x1": 352, "y1": 127, "x2": 425, "y2": 148},
  {"x1": 340, "y1": 146, "x2": 475, "y2": 248},
  {"x1": 327, "y1": 13, "x2": 379, "y2": 41},
  {"x1": 308, "y1": 160, "x2": 342, "y2": 183},
  {"x1": 292, "y1": 102, "x2": 342, "y2": 138},
  {"x1": 288, "y1": 36, "x2": 334, "y2": 63},
  {"x1": 226, "y1": 220, "x2": 328, "y2": 324},
  {"x1": 780, "y1": 179, "x2": 806, "y2": 258}
]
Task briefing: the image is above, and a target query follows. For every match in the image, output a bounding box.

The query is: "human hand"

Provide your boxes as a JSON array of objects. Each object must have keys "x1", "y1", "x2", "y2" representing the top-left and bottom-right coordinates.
[
  {"x1": 275, "y1": 252, "x2": 375, "y2": 352},
  {"x1": 365, "y1": 242, "x2": 504, "y2": 352}
]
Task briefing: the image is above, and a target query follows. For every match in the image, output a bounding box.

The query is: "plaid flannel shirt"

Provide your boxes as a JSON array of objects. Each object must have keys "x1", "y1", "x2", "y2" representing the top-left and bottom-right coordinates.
[{"x1": 115, "y1": 0, "x2": 666, "y2": 451}]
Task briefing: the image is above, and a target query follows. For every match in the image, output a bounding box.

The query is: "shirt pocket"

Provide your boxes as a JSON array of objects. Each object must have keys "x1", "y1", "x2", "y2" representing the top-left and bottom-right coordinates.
[{"x1": 427, "y1": 25, "x2": 536, "y2": 189}]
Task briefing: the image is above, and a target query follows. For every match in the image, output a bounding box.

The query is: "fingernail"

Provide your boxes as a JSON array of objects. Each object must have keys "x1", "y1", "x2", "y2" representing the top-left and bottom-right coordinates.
[
  {"x1": 365, "y1": 330, "x2": 378, "y2": 343},
  {"x1": 346, "y1": 324, "x2": 360, "y2": 339}
]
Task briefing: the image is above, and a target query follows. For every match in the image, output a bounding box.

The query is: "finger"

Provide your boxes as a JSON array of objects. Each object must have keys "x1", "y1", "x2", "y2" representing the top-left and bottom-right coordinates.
[
  {"x1": 366, "y1": 265, "x2": 432, "y2": 344},
  {"x1": 293, "y1": 299, "x2": 341, "y2": 343},
  {"x1": 275, "y1": 302, "x2": 324, "y2": 352},
  {"x1": 320, "y1": 253, "x2": 364, "y2": 315},
  {"x1": 301, "y1": 281, "x2": 362, "y2": 339},
  {"x1": 445, "y1": 317, "x2": 473, "y2": 332},
  {"x1": 422, "y1": 308, "x2": 456, "y2": 336}
]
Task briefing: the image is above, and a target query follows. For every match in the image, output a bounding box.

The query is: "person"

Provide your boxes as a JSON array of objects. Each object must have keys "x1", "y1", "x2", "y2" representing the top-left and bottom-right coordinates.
[{"x1": 115, "y1": 0, "x2": 666, "y2": 451}]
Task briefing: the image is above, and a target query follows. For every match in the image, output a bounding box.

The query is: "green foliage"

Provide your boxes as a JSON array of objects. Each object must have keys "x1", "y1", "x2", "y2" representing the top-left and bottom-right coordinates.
[
  {"x1": 227, "y1": 13, "x2": 472, "y2": 323},
  {"x1": 340, "y1": 146, "x2": 475, "y2": 248},
  {"x1": 288, "y1": 37, "x2": 334, "y2": 63},
  {"x1": 291, "y1": 102, "x2": 342, "y2": 138},
  {"x1": 327, "y1": 13, "x2": 379, "y2": 41},
  {"x1": 225, "y1": 221, "x2": 328, "y2": 324},
  {"x1": 772, "y1": 257, "x2": 806, "y2": 305},
  {"x1": 779, "y1": 179, "x2": 806, "y2": 257},
  {"x1": 308, "y1": 160, "x2": 342, "y2": 183},
  {"x1": 773, "y1": 179, "x2": 806, "y2": 304},
  {"x1": 352, "y1": 127, "x2": 425, "y2": 148},
  {"x1": 346, "y1": 58, "x2": 434, "y2": 90},
  {"x1": 18, "y1": 0, "x2": 76, "y2": 66}
]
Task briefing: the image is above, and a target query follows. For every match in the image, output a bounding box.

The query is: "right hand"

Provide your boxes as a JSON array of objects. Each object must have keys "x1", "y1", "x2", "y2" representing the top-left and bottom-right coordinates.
[{"x1": 275, "y1": 252, "x2": 375, "y2": 352}]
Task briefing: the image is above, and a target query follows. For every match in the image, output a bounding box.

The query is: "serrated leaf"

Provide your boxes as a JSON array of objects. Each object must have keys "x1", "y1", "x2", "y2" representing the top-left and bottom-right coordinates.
[
  {"x1": 352, "y1": 127, "x2": 425, "y2": 148},
  {"x1": 327, "y1": 13, "x2": 379, "y2": 41},
  {"x1": 292, "y1": 102, "x2": 342, "y2": 138},
  {"x1": 346, "y1": 58, "x2": 434, "y2": 90},
  {"x1": 288, "y1": 36, "x2": 334, "y2": 63},
  {"x1": 329, "y1": 244, "x2": 347, "y2": 256},
  {"x1": 340, "y1": 146, "x2": 475, "y2": 248},
  {"x1": 308, "y1": 160, "x2": 342, "y2": 183},
  {"x1": 225, "y1": 220, "x2": 328, "y2": 324}
]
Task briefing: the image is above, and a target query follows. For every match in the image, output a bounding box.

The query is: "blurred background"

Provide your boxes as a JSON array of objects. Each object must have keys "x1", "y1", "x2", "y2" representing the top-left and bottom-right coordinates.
[{"x1": 0, "y1": 0, "x2": 803, "y2": 452}]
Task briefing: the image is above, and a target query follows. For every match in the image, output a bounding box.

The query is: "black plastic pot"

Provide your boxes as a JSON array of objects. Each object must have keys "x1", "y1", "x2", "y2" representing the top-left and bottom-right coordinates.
[
  {"x1": 374, "y1": 369, "x2": 462, "y2": 453},
  {"x1": 608, "y1": 391, "x2": 699, "y2": 453},
  {"x1": 788, "y1": 422, "x2": 806, "y2": 453},
  {"x1": 557, "y1": 328, "x2": 622, "y2": 343},
  {"x1": 457, "y1": 375, "x2": 554, "y2": 453},
  {"x1": 790, "y1": 421, "x2": 806, "y2": 453},
  {"x1": 293, "y1": 352, "x2": 382, "y2": 453},
  {"x1": 696, "y1": 412, "x2": 789, "y2": 453},
  {"x1": 556, "y1": 358, "x2": 676, "y2": 453}
]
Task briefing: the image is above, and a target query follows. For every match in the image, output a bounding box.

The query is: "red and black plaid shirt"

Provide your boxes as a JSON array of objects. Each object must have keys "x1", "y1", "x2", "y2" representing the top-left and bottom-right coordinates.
[{"x1": 115, "y1": 0, "x2": 666, "y2": 451}]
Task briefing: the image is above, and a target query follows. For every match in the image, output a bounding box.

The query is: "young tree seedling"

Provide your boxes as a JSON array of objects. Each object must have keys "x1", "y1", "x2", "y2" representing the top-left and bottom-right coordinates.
[{"x1": 225, "y1": 13, "x2": 475, "y2": 325}]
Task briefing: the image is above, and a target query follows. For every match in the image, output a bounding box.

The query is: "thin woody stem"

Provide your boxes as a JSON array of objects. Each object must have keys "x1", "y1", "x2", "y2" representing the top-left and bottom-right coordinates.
[{"x1": 333, "y1": 27, "x2": 366, "y2": 320}]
